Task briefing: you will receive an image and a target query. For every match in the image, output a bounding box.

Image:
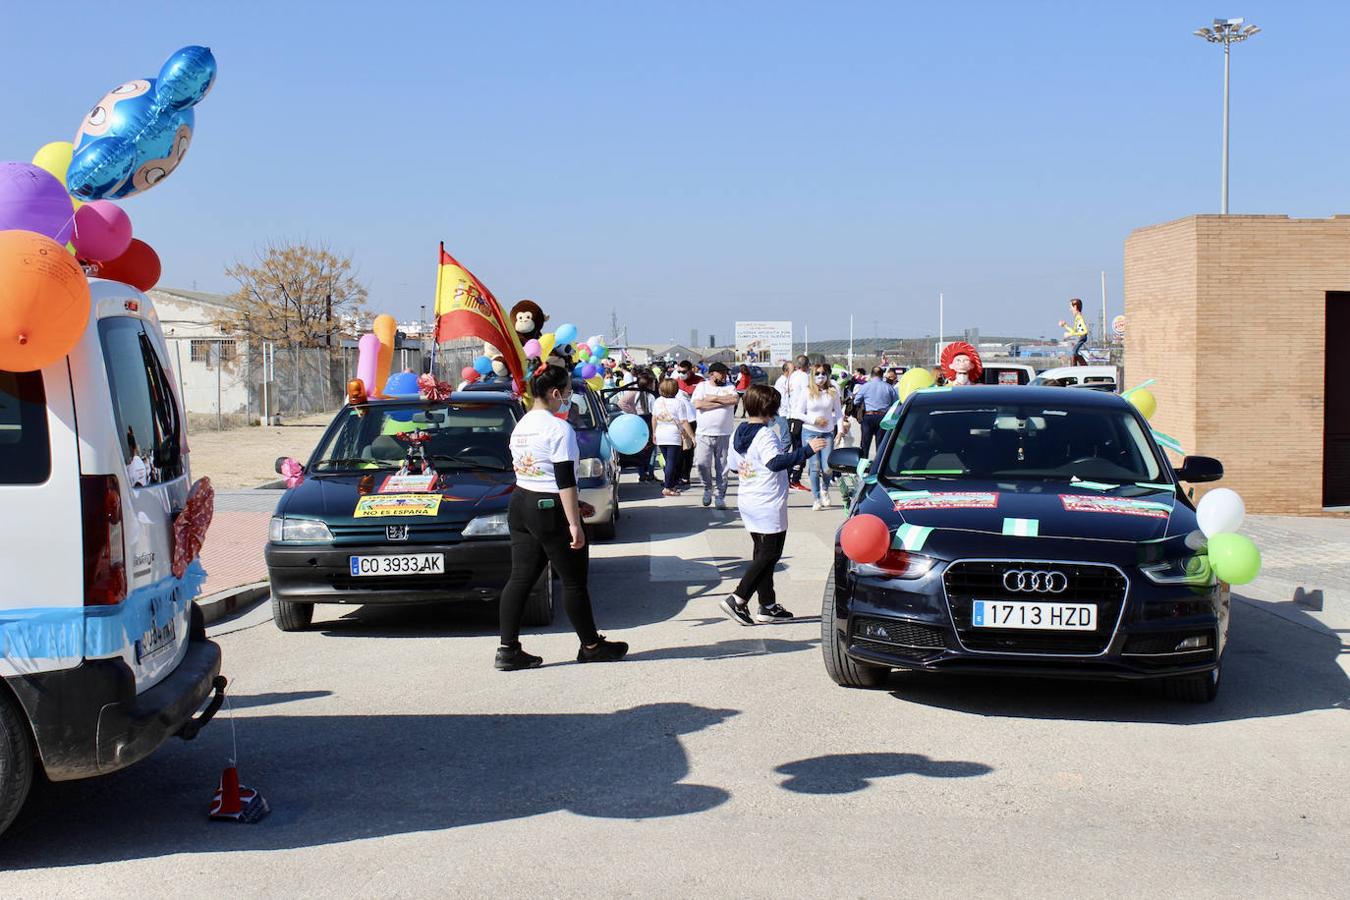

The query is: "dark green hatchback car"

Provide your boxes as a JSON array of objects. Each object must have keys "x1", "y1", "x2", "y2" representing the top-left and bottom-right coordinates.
[{"x1": 264, "y1": 392, "x2": 556, "y2": 631}]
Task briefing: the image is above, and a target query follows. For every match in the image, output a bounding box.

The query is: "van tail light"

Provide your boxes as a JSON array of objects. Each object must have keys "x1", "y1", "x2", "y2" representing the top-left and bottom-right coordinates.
[{"x1": 81, "y1": 474, "x2": 126, "y2": 606}]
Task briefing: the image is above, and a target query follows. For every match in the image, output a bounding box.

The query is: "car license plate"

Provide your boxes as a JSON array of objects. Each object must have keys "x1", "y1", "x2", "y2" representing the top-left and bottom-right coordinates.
[
  {"x1": 349, "y1": 554, "x2": 445, "y2": 577},
  {"x1": 135, "y1": 616, "x2": 177, "y2": 663},
  {"x1": 972, "y1": 600, "x2": 1097, "y2": 631}
]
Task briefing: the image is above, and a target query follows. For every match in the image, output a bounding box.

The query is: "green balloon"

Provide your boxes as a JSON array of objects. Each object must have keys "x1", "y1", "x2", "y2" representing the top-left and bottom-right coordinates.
[{"x1": 1208, "y1": 532, "x2": 1261, "y2": 585}]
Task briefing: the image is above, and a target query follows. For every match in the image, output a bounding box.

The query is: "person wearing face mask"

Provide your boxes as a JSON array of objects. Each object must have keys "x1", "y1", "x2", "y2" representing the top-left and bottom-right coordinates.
[
  {"x1": 691, "y1": 362, "x2": 739, "y2": 508},
  {"x1": 674, "y1": 361, "x2": 703, "y2": 486},
  {"x1": 496, "y1": 364, "x2": 629, "y2": 670},
  {"x1": 802, "y1": 364, "x2": 848, "y2": 509}
]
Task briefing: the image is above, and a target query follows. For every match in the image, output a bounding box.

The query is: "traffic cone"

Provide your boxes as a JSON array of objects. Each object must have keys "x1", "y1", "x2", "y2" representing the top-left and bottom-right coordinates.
[
  {"x1": 209, "y1": 765, "x2": 269, "y2": 823},
  {"x1": 215, "y1": 766, "x2": 241, "y2": 815}
]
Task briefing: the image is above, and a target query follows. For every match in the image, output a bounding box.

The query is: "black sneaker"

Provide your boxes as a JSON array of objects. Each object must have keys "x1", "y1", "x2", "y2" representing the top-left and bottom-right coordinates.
[
  {"x1": 495, "y1": 645, "x2": 543, "y2": 671},
  {"x1": 753, "y1": 603, "x2": 794, "y2": 623},
  {"x1": 720, "y1": 594, "x2": 753, "y2": 626},
  {"x1": 577, "y1": 636, "x2": 629, "y2": 663}
]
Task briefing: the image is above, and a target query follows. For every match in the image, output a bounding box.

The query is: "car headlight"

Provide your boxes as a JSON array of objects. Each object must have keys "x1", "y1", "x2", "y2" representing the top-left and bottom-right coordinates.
[
  {"x1": 269, "y1": 516, "x2": 333, "y2": 543},
  {"x1": 1141, "y1": 554, "x2": 1215, "y2": 586},
  {"x1": 849, "y1": 550, "x2": 936, "y2": 580},
  {"x1": 577, "y1": 457, "x2": 605, "y2": 479},
  {"x1": 462, "y1": 513, "x2": 509, "y2": 537}
]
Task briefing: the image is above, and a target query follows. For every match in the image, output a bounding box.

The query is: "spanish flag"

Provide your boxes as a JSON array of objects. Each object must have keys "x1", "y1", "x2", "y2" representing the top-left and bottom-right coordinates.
[{"x1": 433, "y1": 243, "x2": 525, "y2": 385}]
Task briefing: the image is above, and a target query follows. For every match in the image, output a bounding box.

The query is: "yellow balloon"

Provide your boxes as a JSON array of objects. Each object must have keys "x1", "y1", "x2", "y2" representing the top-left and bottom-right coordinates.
[
  {"x1": 897, "y1": 367, "x2": 935, "y2": 401},
  {"x1": 32, "y1": 141, "x2": 74, "y2": 186},
  {"x1": 586, "y1": 375, "x2": 604, "y2": 391},
  {"x1": 1128, "y1": 388, "x2": 1157, "y2": 420},
  {"x1": 539, "y1": 333, "x2": 556, "y2": 359}
]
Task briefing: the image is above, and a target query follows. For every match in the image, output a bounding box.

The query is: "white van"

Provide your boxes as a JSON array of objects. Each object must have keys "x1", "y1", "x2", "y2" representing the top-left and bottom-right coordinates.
[
  {"x1": 0, "y1": 279, "x2": 225, "y2": 836},
  {"x1": 1031, "y1": 365, "x2": 1119, "y2": 391}
]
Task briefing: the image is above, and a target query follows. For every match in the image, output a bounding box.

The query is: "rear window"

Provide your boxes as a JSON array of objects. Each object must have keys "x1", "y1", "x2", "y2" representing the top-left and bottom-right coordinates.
[
  {"x1": 99, "y1": 318, "x2": 184, "y2": 486},
  {"x1": 0, "y1": 371, "x2": 51, "y2": 484}
]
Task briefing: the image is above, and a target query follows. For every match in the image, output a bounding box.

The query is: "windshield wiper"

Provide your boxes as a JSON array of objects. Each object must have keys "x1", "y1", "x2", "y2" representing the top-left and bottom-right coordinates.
[{"x1": 313, "y1": 457, "x2": 392, "y2": 471}]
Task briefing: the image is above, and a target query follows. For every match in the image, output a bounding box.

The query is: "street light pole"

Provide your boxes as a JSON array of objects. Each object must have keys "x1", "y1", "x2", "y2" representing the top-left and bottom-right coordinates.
[{"x1": 1195, "y1": 18, "x2": 1260, "y2": 215}]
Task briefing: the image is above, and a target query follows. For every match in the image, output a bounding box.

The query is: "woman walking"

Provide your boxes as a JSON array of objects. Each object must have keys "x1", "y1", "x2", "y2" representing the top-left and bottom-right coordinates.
[
  {"x1": 802, "y1": 363, "x2": 848, "y2": 509},
  {"x1": 734, "y1": 364, "x2": 752, "y2": 416},
  {"x1": 497, "y1": 365, "x2": 629, "y2": 670},
  {"x1": 652, "y1": 378, "x2": 695, "y2": 496},
  {"x1": 721, "y1": 384, "x2": 826, "y2": 625}
]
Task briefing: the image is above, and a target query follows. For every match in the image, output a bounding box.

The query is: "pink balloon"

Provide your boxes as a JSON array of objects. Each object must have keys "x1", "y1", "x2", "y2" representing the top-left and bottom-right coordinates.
[
  {"x1": 523, "y1": 339, "x2": 541, "y2": 359},
  {"x1": 356, "y1": 333, "x2": 381, "y2": 396},
  {"x1": 72, "y1": 200, "x2": 133, "y2": 261}
]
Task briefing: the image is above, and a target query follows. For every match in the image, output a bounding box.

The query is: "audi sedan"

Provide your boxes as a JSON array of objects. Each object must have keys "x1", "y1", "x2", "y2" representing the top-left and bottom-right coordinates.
[
  {"x1": 823, "y1": 386, "x2": 1230, "y2": 702},
  {"x1": 263, "y1": 392, "x2": 556, "y2": 631}
]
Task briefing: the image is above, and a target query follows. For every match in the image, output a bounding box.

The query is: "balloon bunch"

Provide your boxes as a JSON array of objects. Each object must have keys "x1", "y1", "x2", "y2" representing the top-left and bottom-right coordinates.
[
  {"x1": 354, "y1": 314, "x2": 399, "y2": 399},
  {"x1": 1196, "y1": 488, "x2": 1261, "y2": 585},
  {"x1": 520, "y1": 322, "x2": 612, "y2": 392},
  {"x1": 0, "y1": 45, "x2": 216, "y2": 373}
]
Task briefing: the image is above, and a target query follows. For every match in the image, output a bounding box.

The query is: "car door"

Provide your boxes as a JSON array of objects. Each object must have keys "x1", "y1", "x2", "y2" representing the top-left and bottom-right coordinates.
[{"x1": 97, "y1": 315, "x2": 193, "y2": 691}]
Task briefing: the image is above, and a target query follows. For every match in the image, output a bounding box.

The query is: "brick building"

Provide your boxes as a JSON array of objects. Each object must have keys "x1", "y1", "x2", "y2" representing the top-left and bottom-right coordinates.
[{"x1": 1124, "y1": 214, "x2": 1350, "y2": 513}]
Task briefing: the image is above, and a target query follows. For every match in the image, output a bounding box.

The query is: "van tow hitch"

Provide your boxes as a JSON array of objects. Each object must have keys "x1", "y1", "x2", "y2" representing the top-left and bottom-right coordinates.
[{"x1": 178, "y1": 675, "x2": 228, "y2": 741}]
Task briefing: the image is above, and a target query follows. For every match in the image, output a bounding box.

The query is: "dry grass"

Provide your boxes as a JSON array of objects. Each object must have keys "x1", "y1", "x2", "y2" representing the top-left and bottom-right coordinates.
[{"x1": 187, "y1": 411, "x2": 337, "y2": 489}]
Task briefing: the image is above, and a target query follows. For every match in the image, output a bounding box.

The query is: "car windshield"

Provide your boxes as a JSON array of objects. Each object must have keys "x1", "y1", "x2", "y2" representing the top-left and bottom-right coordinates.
[
  {"x1": 882, "y1": 402, "x2": 1164, "y2": 484},
  {"x1": 309, "y1": 402, "x2": 516, "y2": 472}
]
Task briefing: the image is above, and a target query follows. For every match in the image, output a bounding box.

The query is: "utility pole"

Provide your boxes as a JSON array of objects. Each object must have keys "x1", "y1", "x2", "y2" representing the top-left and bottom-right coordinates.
[
  {"x1": 1195, "y1": 18, "x2": 1260, "y2": 214},
  {"x1": 848, "y1": 314, "x2": 854, "y2": 373},
  {"x1": 1099, "y1": 272, "x2": 1108, "y2": 345}
]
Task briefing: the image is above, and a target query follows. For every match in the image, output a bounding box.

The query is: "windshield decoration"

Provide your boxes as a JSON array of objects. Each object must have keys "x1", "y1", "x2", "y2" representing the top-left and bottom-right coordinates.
[
  {"x1": 892, "y1": 491, "x2": 999, "y2": 512},
  {"x1": 354, "y1": 493, "x2": 443, "y2": 519},
  {"x1": 1069, "y1": 479, "x2": 1118, "y2": 491},
  {"x1": 891, "y1": 523, "x2": 935, "y2": 552},
  {"x1": 378, "y1": 472, "x2": 438, "y2": 494},
  {"x1": 418, "y1": 373, "x2": 454, "y2": 402},
  {"x1": 1002, "y1": 517, "x2": 1040, "y2": 537},
  {"x1": 1060, "y1": 494, "x2": 1170, "y2": 519}
]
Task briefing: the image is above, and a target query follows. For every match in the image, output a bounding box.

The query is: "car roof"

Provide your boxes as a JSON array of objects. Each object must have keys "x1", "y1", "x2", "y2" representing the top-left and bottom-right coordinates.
[
  {"x1": 360, "y1": 391, "x2": 517, "y2": 405},
  {"x1": 907, "y1": 384, "x2": 1130, "y2": 410}
]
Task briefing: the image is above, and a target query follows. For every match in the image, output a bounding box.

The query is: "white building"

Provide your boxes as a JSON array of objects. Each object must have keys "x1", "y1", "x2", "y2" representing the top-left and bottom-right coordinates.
[{"x1": 148, "y1": 288, "x2": 252, "y2": 423}]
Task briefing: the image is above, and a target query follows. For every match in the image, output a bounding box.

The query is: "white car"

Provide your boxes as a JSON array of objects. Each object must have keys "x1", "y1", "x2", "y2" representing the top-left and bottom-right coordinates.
[
  {"x1": 0, "y1": 279, "x2": 226, "y2": 836},
  {"x1": 1031, "y1": 365, "x2": 1119, "y2": 390}
]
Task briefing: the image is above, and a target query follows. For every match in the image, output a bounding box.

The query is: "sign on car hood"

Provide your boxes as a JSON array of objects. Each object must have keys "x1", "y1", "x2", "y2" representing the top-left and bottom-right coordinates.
[{"x1": 278, "y1": 470, "x2": 514, "y2": 525}]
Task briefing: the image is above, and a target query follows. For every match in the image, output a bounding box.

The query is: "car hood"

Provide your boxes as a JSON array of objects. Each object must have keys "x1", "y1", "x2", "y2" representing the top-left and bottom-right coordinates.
[
  {"x1": 277, "y1": 469, "x2": 515, "y2": 527},
  {"x1": 856, "y1": 478, "x2": 1194, "y2": 546}
]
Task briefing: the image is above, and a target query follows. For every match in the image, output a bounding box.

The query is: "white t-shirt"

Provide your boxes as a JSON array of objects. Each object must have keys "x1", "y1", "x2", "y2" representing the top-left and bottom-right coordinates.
[
  {"x1": 651, "y1": 395, "x2": 693, "y2": 446},
  {"x1": 802, "y1": 387, "x2": 844, "y2": 433},
  {"x1": 509, "y1": 408, "x2": 579, "y2": 492},
  {"x1": 773, "y1": 374, "x2": 790, "y2": 405},
  {"x1": 786, "y1": 369, "x2": 811, "y2": 420},
  {"x1": 691, "y1": 381, "x2": 737, "y2": 436},
  {"x1": 736, "y1": 425, "x2": 791, "y2": 533}
]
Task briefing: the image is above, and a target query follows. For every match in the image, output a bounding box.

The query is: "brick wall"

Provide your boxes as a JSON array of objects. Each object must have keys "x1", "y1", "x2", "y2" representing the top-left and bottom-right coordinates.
[{"x1": 1125, "y1": 215, "x2": 1350, "y2": 513}]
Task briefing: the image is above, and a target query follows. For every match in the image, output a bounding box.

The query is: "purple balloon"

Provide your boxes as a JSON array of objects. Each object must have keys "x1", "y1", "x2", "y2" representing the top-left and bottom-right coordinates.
[
  {"x1": 0, "y1": 163, "x2": 75, "y2": 244},
  {"x1": 581, "y1": 364, "x2": 597, "y2": 379}
]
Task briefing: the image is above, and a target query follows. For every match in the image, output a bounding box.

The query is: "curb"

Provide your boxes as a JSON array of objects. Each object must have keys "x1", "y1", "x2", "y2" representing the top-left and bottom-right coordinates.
[{"x1": 197, "y1": 581, "x2": 271, "y2": 626}]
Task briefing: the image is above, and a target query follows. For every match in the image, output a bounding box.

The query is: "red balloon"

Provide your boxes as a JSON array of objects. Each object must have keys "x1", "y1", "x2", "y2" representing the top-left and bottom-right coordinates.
[
  {"x1": 460, "y1": 366, "x2": 480, "y2": 382},
  {"x1": 840, "y1": 514, "x2": 890, "y2": 564},
  {"x1": 93, "y1": 238, "x2": 160, "y2": 291}
]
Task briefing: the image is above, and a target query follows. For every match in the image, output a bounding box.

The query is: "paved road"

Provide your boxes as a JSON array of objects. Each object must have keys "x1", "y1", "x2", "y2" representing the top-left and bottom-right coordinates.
[{"x1": 4, "y1": 481, "x2": 1348, "y2": 897}]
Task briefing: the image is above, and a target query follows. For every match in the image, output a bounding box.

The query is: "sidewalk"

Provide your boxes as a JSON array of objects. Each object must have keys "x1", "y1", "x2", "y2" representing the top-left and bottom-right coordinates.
[{"x1": 197, "y1": 491, "x2": 282, "y2": 617}]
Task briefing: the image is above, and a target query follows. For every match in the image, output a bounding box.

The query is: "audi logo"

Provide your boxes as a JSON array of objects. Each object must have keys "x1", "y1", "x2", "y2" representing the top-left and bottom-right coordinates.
[{"x1": 1002, "y1": 569, "x2": 1069, "y2": 594}]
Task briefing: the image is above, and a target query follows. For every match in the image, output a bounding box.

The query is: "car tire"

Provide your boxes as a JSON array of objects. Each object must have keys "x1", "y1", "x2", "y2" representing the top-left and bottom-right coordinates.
[
  {"x1": 523, "y1": 566, "x2": 556, "y2": 627},
  {"x1": 0, "y1": 690, "x2": 35, "y2": 838},
  {"x1": 1160, "y1": 663, "x2": 1220, "y2": 703},
  {"x1": 271, "y1": 596, "x2": 314, "y2": 632},
  {"x1": 820, "y1": 568, "x2": 890, "y2": 689}
]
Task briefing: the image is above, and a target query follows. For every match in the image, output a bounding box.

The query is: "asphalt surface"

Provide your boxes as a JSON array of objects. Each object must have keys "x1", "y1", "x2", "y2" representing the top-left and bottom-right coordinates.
[{"x1": 4, "y1": 479, "x2": 1348, "y2": 897}]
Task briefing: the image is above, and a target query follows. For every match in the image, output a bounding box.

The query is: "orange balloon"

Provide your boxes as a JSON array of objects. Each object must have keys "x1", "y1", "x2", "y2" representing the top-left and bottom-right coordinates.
[
  {"x1": 372, "y1": 313, "x2": 397, "y2": 397},
  {"x1": 0, "y1": 229, "x2": 91, "y2": 372}
]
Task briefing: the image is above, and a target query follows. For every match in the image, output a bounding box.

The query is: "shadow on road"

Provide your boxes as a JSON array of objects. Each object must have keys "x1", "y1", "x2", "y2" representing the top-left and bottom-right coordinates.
[
  {"x1": 776, "y1": 752, "x2": 993, "y2": 794},
  {"x1": 625, "y1": 637, "x2": 820, "y2": 662},
  {"x1": 0, "y1": 702, "x2": 738, "y2": 868},
  {"x1": 224, "y1": 690, "x2": 334, "y2": 710},
  {"x1": 886, "y1": 598, "x2": 1350, "y2": 723}
]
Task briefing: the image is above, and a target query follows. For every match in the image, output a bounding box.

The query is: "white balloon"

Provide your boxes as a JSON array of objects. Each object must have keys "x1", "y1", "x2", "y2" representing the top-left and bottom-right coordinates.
[{"x1": 1196, "y1": 488, "x2": 1245, "y2": 538}]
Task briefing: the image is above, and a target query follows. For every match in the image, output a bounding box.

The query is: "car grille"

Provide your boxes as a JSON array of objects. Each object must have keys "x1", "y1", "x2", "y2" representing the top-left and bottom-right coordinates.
[
  {"x1": 327, "y1": 522, "x2": 465, "y2": 544},
  {"x1": 851, "y1": 638, "x2": 942, "y2": 662},
  {"x1": 1121, "y1": 629, "x2": 1216, "y2": 665},
  {"x1": 943, "y1": 560, "x2": 1127, "y2": 655},
  {"x1": 849, "y1": 618, "x2": 947, "y2": 662},
  {"x1": 328, "y1": 570, "x2": 473, "y2": 592}
]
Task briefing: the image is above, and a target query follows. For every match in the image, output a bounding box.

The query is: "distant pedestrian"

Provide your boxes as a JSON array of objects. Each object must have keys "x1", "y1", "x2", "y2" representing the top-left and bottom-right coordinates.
[
  {"x1": 802, "y1": 363, "x2": 848, "y2": 509},
  {"x1": 691, "y1": 362, "x2": 738, "y2": 508},
  {"x1": 735, "y1": 364, "x2": 752, "y2": 416},
  {"x1": 652, "y1": 378, "x2": 696, "y2": 496},
  {"x1": 1060, "y1": 298, "x2": 1089, "y2": 365},
  {"x1": 618, "y1": 371, "x2": 658, "y2": 481},
  {"x1": 854, "y1": 366, "x2": 898, "y2": 459},
  {"x1": 721, "y1": 384, "x2": 827, "y2": 625},
  {"x1": 785, "y1": 354, "x2": 812, "y2": 491},
  {"x1": 674, "y1": 360, "x2": 703, "y2": 486}
]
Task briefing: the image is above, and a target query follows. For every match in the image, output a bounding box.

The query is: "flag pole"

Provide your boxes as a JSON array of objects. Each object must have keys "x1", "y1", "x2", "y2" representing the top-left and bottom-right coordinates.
[{"x1": 433, "y1": 242, "x2": 446, "y2": 376}]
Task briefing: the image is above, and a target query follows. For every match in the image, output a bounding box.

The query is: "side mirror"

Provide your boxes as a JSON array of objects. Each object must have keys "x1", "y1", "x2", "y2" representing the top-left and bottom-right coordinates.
[
  {"x1": 1175, "y1": 455, "x2": 1223, "y2": 484},
  {"x1": 828, "y1": 445, "x2": 861, "y2": 475}
]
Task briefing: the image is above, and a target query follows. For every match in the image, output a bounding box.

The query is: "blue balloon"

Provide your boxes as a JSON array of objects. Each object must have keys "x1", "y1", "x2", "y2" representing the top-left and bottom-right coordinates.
[
  {"x1": 384, "y1": 372, "x2": 420, "y2": 396},
  {"x1": 473, "y1": 355, "x2": 494, "y2": 375},
  {"x1": 572, "y1": 362, "x2": 588, "y2": 377},
  {"x1": 66, "y1": 46, "x2": 216, "y2": 201},
  {"x1": 555, "y1": 323, "x2": 578, "y2": 345},
  {"x1": 608, "y1": 413, "x2": 649, "y2": 455}
]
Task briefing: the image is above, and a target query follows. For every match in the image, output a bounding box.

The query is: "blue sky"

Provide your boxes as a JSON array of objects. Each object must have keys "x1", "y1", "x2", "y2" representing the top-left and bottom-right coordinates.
[{"x1": 3, "y1": 1, "x2": 1345, "y2": 344}]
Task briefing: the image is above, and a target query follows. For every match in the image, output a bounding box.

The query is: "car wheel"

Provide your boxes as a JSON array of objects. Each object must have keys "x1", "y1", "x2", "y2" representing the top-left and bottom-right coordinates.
[
  {"x1": 0, "y1": 689, "x2": 35, "y2": 838},
  {"x1": 820, "y1": 568, "x2": 889, "y2": 689},
  {"x1": 271, "y1": 596, "x2": 314, "y2": 632},
  {"x1": 523, "y1": 566, "x2": 556, "y2": 627},
  {"x1": 1160, "y1": 663, "x2": 1220, "y2": 703}
]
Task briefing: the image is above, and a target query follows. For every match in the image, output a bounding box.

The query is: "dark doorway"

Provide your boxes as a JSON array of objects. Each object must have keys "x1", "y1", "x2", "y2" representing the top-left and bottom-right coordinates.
[{"x1": 1325, "y1": 292, "x2": 1350, "y2": 506}]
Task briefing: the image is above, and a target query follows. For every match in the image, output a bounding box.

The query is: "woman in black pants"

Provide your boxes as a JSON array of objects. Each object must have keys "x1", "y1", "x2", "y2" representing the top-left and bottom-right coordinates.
[{"x1": 497, "y1": 365, "x2": 628, "y2": 670}]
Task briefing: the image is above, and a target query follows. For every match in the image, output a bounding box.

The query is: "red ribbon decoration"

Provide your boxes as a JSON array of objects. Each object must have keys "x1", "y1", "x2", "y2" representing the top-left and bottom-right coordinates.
[
  {"x1": 172, "y1": 477, "x2": 215, "y2": 579},
  {"x1": 418, "y1": 373, "x2": 453, "y2": 401}
]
